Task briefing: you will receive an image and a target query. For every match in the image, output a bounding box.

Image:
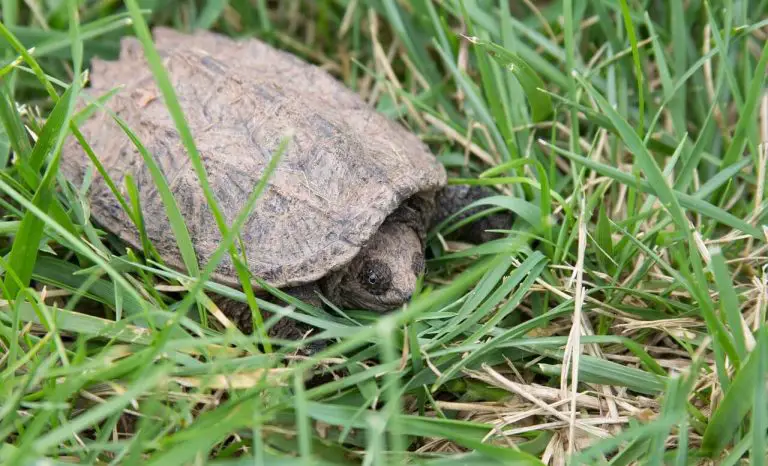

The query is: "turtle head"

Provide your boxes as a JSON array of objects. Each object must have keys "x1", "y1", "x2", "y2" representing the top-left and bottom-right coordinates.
[{"x1": 321, "y1": 220, "x2": 425, "y2": 312}]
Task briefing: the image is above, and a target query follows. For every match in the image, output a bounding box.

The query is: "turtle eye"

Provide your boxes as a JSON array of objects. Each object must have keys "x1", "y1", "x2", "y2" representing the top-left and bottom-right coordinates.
[{"x1": 358, "y1": 260, "x2": 392, "y2": 295}]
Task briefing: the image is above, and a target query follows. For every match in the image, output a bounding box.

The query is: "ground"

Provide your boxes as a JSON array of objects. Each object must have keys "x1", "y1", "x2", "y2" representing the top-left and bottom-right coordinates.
[{"x1": 0, "y1": 1, "x2": 767, "y2": 465}]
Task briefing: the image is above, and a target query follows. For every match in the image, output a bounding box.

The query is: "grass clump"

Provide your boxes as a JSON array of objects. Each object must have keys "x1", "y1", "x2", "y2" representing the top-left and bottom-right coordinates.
[{"x1": 1, "y1": 0, "x2": 768, "y2": 464}]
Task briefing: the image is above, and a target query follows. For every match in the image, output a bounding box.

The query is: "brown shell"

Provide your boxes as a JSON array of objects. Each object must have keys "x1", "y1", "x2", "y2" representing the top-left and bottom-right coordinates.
[{"x1": 61, "y1": 27, "x2": 446, "y2": 289}]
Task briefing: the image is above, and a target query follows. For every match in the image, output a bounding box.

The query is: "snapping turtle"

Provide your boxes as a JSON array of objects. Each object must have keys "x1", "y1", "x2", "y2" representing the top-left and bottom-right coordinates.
[{"x1": 61, "y1": 27, "x2": 512, "y2": 343}]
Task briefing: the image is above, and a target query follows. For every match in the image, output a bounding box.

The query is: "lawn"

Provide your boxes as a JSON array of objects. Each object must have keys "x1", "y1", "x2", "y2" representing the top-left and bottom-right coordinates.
[{"x1": 1, "y1": 0, "x2": 767, "y2": 464}]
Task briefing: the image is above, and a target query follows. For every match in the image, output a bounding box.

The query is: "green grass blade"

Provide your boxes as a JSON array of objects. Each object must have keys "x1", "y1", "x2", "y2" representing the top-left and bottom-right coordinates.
[
  {"x1": 618, "y1": 0, "x2": 646, "y2": 136},
  {"x1": 108, "y1": 111, "x2": 200, "y2": 276},
  {"x1": 0, "y1": 79, "x2": 32, "y2": 157},
  {"x1": 465, "y1": 36, "x2": 554, "y2": 123},
  {"x1": 543, "y1": 141, "x2": 763, "y2": 239},
  {"x1": 750, "y1": 329, "x2": 767, "y2": 465},
  {"x1": 701, "y1": 327, "x2": 768, "y2": 457},
  {"x1": 710, "y1": 248, "x2": 748, "y2": 361},
  {"x1": 195, "y1": 0, "x2": 230, "y2": 30},
  {"x1": 122, "y1": 0, "x2": 227, "y2": 273},
  {"x1": 2, "y1": 82, "x2": 76, "y2": 297},
  {"x1": 712, "y1": 3, "x2": 768, "y2": 169}
]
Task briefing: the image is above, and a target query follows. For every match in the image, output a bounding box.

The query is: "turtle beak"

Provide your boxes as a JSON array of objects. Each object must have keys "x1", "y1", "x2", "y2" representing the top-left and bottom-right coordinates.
[
  {"x1": 396, "y1": 289, "x2": 414, "y2": 305},
  {"x1": 367, "y1": 290, "x2": 413, "y2": 312}
]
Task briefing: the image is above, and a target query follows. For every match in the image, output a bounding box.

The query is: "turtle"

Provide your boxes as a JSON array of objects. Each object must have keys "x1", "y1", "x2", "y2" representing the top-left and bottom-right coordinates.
[{"x1": 61, "y1": 27, "x2": 513, "y2": 348}]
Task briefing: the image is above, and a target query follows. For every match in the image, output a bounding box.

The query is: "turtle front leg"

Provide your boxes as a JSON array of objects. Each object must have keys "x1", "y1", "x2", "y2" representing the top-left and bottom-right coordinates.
[{"x1": 432, "y1": 185, "x2": 515, "y2": 244}]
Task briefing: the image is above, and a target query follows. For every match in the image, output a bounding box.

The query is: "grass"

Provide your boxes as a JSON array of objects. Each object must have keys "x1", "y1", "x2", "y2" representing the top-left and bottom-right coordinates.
[{"x1": 1, "y1": 0, "x2": 767, "y2": 464}]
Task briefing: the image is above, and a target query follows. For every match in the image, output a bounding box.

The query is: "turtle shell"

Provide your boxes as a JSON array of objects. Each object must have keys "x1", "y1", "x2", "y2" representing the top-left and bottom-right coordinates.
[{"x1": 61, "y1": 27, "x2": 446, "y2": 290}]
